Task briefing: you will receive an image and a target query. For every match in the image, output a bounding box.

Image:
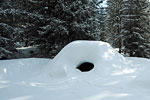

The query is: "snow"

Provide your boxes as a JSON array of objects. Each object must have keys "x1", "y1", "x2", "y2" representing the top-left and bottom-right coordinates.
[
  {"x1": 0, "y1": 41, "x2": 150, "y2": 100},
  {"x1": 16, "y1": 46, "x2": 37, "y2": 57},
  {"x1": 47, "y1": 41, "x2": 128, "y2": 78}
]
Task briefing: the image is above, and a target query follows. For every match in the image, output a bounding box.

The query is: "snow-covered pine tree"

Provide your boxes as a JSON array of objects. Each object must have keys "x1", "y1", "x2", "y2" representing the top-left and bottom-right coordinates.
[
  {"x1": 0, "y1": 0, "x2": 102, "y2": 58},
  {"x1": 106, "y1": 0, "x2": 124, "y2": 53},
  {"x1": 36, "y1": 0, "x2": 101, "y2": 58},
  {"x1": 99, "y1": 7, "x2": 107, "y2": 41},
  {"x1": 0, "y1": 1, "x2": 17, "y2": 59},
  {"x1": 121, "y1": 0, "x2": 150, "y2": 58},
  {"x1": 0, "y1": 23, "x2": 17, "y2": 59},
  {"x1": 0, "y1": 0, "x2": 47, "y2": 58}
]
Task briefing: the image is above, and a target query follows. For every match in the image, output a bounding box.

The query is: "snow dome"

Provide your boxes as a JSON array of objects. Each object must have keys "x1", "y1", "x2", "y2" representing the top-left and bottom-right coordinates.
[{"x1": 47, "y1": 40, "x2": 130, "y2": 78}]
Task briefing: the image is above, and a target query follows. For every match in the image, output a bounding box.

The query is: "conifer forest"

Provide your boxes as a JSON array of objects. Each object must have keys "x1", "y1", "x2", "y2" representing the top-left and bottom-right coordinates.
[{"x1": 0, "y1": 0, "x2": 150, "y2": 59}]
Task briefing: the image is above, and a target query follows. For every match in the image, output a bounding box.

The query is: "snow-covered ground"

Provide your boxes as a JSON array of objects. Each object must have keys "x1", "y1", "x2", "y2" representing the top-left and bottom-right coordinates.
[{"x1": 0, "y1": 41, "x2": 150, "y2": 100}]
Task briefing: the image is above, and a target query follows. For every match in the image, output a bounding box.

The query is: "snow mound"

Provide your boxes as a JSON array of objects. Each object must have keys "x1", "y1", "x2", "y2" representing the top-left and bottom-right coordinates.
[{"x1": 47, "y1": 41, "x2": 131, "y2": 78}]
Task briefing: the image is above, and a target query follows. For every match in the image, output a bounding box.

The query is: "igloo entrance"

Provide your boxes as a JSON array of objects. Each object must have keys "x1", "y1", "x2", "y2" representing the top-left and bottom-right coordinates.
[{"x1": 76, "y1": 62, "x2": 94, "y2": 72}]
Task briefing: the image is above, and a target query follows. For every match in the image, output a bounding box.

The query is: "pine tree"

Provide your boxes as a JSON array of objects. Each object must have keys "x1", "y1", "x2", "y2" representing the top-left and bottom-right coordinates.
[
  {"x1": 99, "y1": 7, "x2": 107, "y2": 41},
  {"x1": 106, "y1": 0, "x2": 150, "y2": 58},
  {"x1": 106, "y1": 0, "x2": 124, "y2": 53},
  {"x1": 36, "y1": 0, "x2": 101, "y2": 58},
  {"x1": 0, "y1": 0, "x2": 46, "y2": 58},
  {"x1": 121, "y1": 0, "x2": 150, "y2": 58},
  {"x1": 0, "y1": 0, "x2": 16, "y2": 59},
  {"x1": 0, "y1": 23, "x2": 17, "y2": 59}
]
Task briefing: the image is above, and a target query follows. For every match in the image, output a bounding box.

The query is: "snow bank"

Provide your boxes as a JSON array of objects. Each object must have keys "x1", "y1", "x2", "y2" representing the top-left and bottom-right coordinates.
[
  {"x1": 0, "y1": 58, "x2": 50, "y2": 81},
  {"x1": 46, "y1": 41, "x2": 132, "y2": 78}
]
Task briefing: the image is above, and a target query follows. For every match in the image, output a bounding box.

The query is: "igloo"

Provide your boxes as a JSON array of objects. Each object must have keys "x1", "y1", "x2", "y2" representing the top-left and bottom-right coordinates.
[{"x1": 46, "y1": 40, "x2": 131, "y2": 78}]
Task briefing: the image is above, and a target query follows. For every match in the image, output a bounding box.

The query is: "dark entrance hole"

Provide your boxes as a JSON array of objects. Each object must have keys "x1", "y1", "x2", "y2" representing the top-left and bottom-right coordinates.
[{"x1": 76, "y1": 62, "x2": 94, "y2": 72}]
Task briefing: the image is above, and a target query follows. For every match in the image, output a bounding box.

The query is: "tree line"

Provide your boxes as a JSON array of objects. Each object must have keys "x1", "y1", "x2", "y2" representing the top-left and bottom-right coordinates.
[{"x1": 0, "y1": 0, "x2": 150, "y2": 59}]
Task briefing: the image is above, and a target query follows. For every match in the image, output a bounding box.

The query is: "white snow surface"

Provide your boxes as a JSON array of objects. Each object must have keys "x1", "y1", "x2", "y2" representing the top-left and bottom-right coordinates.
[{"x1": 0, "y1": 41, "x2": 150, "y2": 100}]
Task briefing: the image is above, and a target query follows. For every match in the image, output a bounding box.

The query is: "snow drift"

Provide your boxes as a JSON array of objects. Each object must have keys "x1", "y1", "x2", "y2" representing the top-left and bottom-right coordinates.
[{"x1": 46, "y1": 40, "x2": 132, "y2": 78}]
